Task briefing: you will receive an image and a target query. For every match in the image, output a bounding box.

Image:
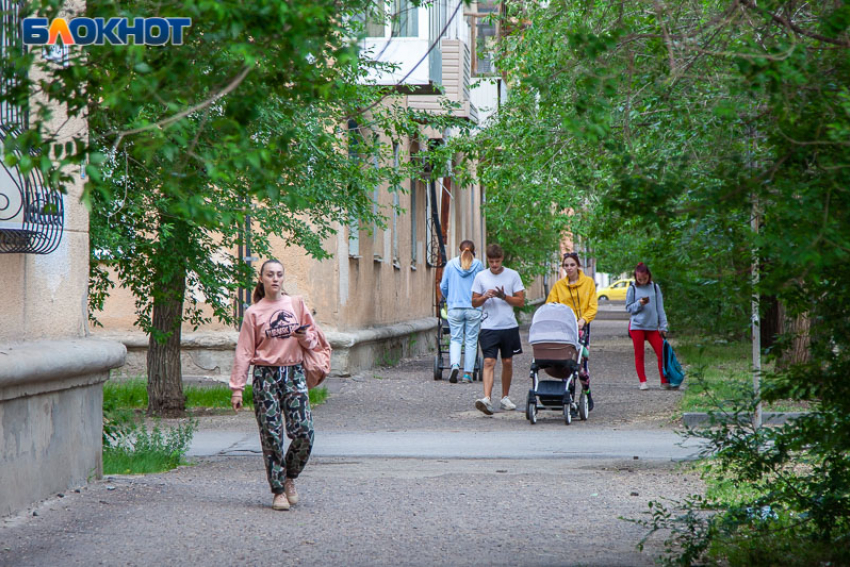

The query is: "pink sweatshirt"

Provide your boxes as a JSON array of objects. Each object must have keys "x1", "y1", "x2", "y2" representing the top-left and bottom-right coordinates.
[{"x1": 229, "y1": 295, "x2": 318, "y2": 393}]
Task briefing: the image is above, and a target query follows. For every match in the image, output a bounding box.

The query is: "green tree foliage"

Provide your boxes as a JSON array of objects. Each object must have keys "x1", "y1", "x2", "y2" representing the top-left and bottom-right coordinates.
[
  {"x1": 5, "y1": 0, "x2": 470, "y2": 415},
  {"x1": 479, "y1": 0, "x2": 850, "y2": 562}
]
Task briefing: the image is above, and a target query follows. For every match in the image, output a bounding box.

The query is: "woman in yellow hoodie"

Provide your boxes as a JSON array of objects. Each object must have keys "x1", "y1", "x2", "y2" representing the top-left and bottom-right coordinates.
[{"x1": 546, "y1": 252, "x2": 598, "y2": 410}]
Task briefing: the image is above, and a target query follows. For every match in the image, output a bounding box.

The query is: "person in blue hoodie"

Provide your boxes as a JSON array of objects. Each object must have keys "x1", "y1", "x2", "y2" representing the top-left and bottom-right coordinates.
[{"x1": 439, "y1": 240, "x2": 485, "y2": 383}]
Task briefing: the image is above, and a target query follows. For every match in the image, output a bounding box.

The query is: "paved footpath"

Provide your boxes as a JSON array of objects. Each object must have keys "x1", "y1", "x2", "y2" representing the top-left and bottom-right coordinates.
[{"x1": 1, "y1": 318, "x2": 704, "y2": 567}]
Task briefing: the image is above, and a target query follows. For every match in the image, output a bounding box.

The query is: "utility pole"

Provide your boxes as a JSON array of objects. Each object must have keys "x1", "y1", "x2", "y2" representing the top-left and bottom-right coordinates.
[{"x1": 749, "y1": 125, "x2": 763, "y2": 429}]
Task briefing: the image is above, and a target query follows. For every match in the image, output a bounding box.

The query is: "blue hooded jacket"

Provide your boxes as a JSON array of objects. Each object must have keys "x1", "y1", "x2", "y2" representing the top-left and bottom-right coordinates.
[{"x1": 440, "y1": 256, "x2": 484, "y2": 309}]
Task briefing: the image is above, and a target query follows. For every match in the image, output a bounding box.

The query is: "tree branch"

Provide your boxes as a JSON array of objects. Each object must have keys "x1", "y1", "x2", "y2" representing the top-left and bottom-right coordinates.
[
  {"x1": 107, "y1": 65, "x2": 254, "y2": 153},
  {"x1": 740, "y1": 0, "x2": 850, "y2": 48}
]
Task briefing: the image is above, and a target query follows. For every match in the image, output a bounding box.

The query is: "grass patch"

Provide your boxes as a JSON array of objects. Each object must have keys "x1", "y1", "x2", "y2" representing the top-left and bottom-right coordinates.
[
  {"x1": 676, "y1": 339, "x2": 806, "y2": 413},
  {"x1": 103, "y1": 419, "x2": 196, "y2": 475},
  {"x1": 104, "y1": 378, "x2": 329, "y2": 410},
  {"x1": 101, "y1": 377, "x2": 328, "y2": 476}
]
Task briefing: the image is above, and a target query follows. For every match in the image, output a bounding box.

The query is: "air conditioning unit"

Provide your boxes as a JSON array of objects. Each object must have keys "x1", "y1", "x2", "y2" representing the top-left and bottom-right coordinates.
[{"x1": 0, "y1": 153, "x2": 64, "y2": 254}]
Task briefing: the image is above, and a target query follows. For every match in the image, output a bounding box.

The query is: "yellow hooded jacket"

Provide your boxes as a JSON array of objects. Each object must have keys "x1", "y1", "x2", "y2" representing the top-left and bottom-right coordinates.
[{"x1": 546, "y1": 269, "x2": 598, "y2": 323}]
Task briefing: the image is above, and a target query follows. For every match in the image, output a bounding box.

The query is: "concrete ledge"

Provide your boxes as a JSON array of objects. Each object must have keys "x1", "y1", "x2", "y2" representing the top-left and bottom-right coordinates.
[
  {"x1": 325, "y1": 317, "x2": 436, "y2": 348},
  {"x1": 0, "y1": 339, "x2": 127, "y2": 401},
  {"x1": 0, "y1": 338, "x2": 127, "y2": 517},
  {"x1": 94, "y1": 317, "x2": 439, "y2": 380},
  {"x1": 683, "y1": 411, "x2": 807, "y2": 428},
  {"x1": 95, "y1": 317, "x2": 437, "y2": 353}
]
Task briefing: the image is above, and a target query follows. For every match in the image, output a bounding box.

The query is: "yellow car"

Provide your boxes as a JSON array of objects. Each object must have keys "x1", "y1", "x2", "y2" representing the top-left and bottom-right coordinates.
[{"x1": 596, "y1": 278, "x2": 634, "y2": 301}]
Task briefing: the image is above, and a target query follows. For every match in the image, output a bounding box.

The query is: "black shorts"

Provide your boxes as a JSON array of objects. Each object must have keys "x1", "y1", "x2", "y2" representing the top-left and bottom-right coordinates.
[{"x1": 478, "y1": 328, "x2": 523, "y2": 360}]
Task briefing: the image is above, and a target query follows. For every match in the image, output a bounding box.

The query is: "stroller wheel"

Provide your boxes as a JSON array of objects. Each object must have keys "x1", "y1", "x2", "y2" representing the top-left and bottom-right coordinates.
[
  {"x1": 563, "y1": 401, "x2": 572, "y2": 425},
  {"x1": 578, "y1": 389, "x2": 589, "y2": 421},
  {"x1": 433, "y1": 356, "x2": 442, "y2": 380},
  {"x1": 526, "y1": 401, "x2": 537, "y2": 424}
]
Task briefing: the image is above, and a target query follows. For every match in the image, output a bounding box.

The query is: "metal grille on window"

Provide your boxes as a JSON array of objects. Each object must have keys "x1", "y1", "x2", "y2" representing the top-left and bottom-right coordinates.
[
  {"x1": 0, "y1": 0, "x2": 64, "y2": 254},
  {"x1": 366, "y1": 1, "x2": 386, "y2": 37},
  {"x1": 426, "y1": 179, "x2": 446, "y2": 268},
  {"x1": 474, "y1": 13, "x2": 497, "y2": 76}
]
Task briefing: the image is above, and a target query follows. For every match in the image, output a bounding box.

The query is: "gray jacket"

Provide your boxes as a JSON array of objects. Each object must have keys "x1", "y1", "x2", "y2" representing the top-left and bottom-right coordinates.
[{"x1": 625, "y1": 282, "x2": 668, "y2": 332}]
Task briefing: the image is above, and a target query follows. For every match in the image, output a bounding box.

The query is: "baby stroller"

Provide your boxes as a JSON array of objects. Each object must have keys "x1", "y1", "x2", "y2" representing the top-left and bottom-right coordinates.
[
  {"x1": 526, "y1": 303, "x2": 590, "y2": 425},
  {"x1": 433, "y1": 299, "x2": 482, "y2": 381}
]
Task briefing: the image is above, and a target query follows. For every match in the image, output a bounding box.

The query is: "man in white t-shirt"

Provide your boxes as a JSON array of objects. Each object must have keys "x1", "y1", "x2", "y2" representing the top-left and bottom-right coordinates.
[{"x1": 470, "y1": 244, "x2": 525, "y2": 415}]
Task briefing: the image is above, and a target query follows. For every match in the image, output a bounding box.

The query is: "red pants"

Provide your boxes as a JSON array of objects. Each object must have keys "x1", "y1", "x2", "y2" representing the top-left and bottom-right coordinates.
[{"x1": 629, "y1": 326, "x2": 666, "y2": 384}]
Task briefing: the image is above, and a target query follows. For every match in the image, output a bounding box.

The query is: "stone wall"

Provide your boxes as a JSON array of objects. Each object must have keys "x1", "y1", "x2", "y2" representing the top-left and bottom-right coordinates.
[
  {"x1": 0, "y1": 340, "x2": 126, "y2": 516},
  {"x1": 99, "y1": 316, "x2": 438, "y2": 382}
]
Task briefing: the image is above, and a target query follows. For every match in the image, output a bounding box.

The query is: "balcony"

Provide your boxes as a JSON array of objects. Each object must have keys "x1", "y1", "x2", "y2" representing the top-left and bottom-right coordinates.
[{"x1": 360, "y1": 0, "x2": 477, "y2": 120}]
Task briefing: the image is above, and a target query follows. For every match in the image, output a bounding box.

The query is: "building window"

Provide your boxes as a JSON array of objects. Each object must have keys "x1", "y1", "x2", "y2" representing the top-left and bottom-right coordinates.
[
  {"x1": 363, "y1": 0, "x2": 387, "y2": 37},
  {"x1": 410, "y1": 175, "x2": 417, "y2": 266},
  {"x1": 472, "y1": 0, "x2": 499, "y2": 76},
  {"x1": 348, "y1": 119, "x2": 361, "y2": 258},
  {"x1": 1, "y1": 0, "x2": 26, "y2": 129},
  {"x1": 372, "y1": 135, "x2": 382, "y2": 262},
  {"x1": 392, "y1": 143, "x2": 400, "y2": 267},
  {"x1": 391, "y1": 0, "x2": 418, "y2": 37},
  {"x1": 425, "y1": 179, "x2": 434, "y2": 267}
]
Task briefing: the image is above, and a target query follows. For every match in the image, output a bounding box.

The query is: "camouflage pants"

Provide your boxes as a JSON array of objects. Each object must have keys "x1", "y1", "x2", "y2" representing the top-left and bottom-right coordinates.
[{"x1": 252, "y1": 365, "x2": 314, "y2": 494}]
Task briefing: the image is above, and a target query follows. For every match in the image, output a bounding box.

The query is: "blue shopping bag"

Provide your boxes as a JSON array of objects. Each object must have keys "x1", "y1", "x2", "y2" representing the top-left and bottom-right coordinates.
[{"x1": 662, "y1": 339, "x2": 685, "y2": 388}]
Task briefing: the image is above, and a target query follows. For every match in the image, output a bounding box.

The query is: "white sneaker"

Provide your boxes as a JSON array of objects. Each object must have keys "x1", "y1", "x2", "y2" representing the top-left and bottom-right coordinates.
[
  {"x1": 639, "y1": 382, "x2": 649, "y2": 390},
  {"x1": 500, "y1": 396, "x2": 516, "y2": 411},
  {"x1": 475, "y1": 397, "x2": 494, "y2": 415}
]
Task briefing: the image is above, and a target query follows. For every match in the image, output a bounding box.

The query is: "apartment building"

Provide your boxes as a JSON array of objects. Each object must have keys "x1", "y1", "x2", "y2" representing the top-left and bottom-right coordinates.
[{"x1": 95, "y1": 1, "x2": 552, "y2": 380}]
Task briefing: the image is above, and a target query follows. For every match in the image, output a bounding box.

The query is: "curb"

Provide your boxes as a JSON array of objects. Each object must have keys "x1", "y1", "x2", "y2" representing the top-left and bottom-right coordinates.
[{"x1": 682, "y1": 411, "x2": 808, "y2": 428}]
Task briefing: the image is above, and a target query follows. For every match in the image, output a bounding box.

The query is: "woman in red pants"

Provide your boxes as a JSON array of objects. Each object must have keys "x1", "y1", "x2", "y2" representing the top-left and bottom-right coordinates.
[{"x1": 625, "y1": 263, "x2": 670, "y2": 390}]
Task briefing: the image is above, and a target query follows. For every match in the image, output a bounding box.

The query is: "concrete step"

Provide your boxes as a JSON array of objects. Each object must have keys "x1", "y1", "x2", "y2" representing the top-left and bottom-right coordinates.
[{"x1": 595, "y1": 301, "x2": 629, "y2": 320}]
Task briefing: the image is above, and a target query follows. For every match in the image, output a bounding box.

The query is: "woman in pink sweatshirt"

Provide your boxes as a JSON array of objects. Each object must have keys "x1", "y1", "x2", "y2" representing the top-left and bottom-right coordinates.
[{"x1": 230, "y1": 259, "x2": 318, "y2": 511}]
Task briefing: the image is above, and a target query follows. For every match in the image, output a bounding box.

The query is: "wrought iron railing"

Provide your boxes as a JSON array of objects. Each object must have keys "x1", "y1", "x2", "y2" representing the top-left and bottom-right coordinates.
[{"x1": 0, "y1": 0, "x2": 65, "y2": 254}]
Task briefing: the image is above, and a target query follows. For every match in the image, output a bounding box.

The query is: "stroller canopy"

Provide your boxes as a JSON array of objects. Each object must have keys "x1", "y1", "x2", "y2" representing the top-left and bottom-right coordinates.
[{"x1": 529, "y1": 303, "x2": 580, "y2": 347}]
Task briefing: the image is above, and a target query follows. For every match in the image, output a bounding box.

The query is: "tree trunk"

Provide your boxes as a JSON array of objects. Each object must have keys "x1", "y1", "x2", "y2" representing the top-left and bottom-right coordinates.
[
  {"x1": 147, "y1": 288, "x2": 186, "y2": 417},
  {"x1": 760, "y1": 295, "x2": 782, "y2": 351},
  {"x1": 782, "y1": 312, "x2": 811, "y2": 367},
  {"x1": 146, "y1": 224, "x2": 189, "y2": 417}
]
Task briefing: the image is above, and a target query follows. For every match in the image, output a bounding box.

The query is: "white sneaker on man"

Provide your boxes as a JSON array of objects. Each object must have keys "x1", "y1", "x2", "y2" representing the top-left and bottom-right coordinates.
[
  {"x1": 639, "y1": 382, "x2": 649, "y2": 390},
  {"x1": 475, "y1": 397, "x2": 494, "y2": 415},
  {"x1": 500, "y1": 396, "x2": 516, "y2": 411}
]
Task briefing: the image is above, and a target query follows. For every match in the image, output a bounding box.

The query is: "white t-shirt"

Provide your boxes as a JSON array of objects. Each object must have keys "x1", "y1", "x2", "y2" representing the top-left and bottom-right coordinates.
[{"x1": 472, "y1": 267, "x2": 525, "y2": 330}]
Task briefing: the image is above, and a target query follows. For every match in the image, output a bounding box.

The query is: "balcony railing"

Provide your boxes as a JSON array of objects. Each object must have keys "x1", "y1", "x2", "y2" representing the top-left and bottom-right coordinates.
[{"x1": 0, "y1": 0, "x2": 64, "y2": 254}]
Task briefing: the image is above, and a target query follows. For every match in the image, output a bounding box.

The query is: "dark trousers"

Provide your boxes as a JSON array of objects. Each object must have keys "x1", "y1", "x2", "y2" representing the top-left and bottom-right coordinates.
[{"x1": 579, "y1": 324, "x2": 591, "y2": 391}]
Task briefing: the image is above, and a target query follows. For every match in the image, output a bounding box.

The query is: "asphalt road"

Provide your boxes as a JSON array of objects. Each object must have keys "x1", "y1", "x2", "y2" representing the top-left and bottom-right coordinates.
[
  {"x1": 190, "y1": 429, "x2": 703, "y2": 461},
  {"x1": 1, "y1": 318, "x2": 702, "y2": 567}
]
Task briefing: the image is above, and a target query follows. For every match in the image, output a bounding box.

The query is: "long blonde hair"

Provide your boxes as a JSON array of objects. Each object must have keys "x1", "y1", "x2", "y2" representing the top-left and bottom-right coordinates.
[
  {"x1": 459, "y1": 240, "x2": 476, "y2": 270},
  {"x1": 460, "y1": 249, "x2": 474, "y2": 270}
]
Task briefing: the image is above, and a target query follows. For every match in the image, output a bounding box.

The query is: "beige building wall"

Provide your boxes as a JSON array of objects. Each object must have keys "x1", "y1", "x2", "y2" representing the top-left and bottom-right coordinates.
[
  {"x1": 91, "y1": 14, "x2": 523, "y2": 378},
  {"x1": 93, "y1": 125, "x2": 484, "y2": 378},
  {"x1": 1, "y1": 0, "x2": 126, "y2": 516},
  {"x1": 0, "y1": 128, "x2": 89, "y2": 342},
  {"x1": 93, "y1": 133, "x2": 460, "y2": 334}
]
